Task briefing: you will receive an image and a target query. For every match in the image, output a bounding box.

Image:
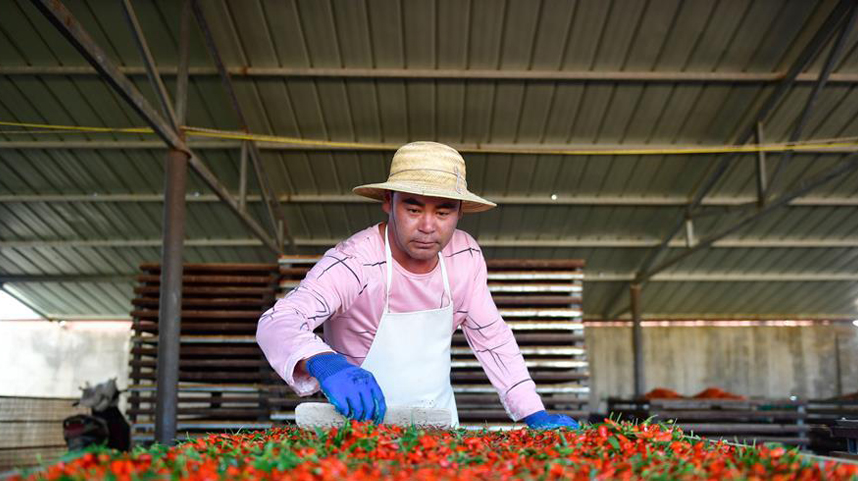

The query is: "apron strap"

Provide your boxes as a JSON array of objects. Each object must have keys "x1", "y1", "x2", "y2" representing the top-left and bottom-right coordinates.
[
  {"x1": 384, "y1": 224, "x2": 394, "y2": 313},
  {"x1": 383, "y1": 224, "x2": 452, "y2": 314},
  {"x1": 438, "y1": 250, "x2": 452, "y2": 305}
]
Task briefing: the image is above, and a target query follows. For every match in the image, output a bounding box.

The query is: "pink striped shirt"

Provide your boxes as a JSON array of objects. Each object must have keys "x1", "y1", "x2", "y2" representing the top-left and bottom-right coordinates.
[{"x1": 256, "y1": 224, "x2": 544, "y2": 421}]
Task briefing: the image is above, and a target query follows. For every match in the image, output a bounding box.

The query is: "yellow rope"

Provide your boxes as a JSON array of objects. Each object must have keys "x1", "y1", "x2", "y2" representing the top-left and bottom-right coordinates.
[
  {"x1": 2, "y1": 120, "x2": 858, "y2": 156},
  {"x1": 464, "y1": 141, "x2": 858, "y2": 156},
  {"x1": 0, "y1": 130, "x2": 109, "y2": 135},
  {"x1": 181, "y1": 126, "x2": 393, "y2": 150},
  {"x1": 180, "y1": 126, "x2": 858, "y2": 155},
  {"x1": 0, "y1": 120, "x2": 152, "y2": 134}
]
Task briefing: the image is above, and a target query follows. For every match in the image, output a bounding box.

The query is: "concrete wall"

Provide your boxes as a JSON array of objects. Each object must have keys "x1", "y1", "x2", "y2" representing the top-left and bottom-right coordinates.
[
  {"x1": 4, "y1": 319, "x2": 856, "y2": 416},
  {"x1": 585, "y1": 325, "x2": 858, "y2": 412},
  {"x1": 0, "y1": 321, "x2": 131, "y2": 400}
]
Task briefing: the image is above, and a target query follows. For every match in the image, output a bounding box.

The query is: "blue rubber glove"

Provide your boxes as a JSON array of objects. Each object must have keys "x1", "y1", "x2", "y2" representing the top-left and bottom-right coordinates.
[
  {"x1": 523, "y1": 410, "x2": 579, "y2": 430},
  {"x1": 306, "y1": 353, "x2": 386, "y2": 423}
]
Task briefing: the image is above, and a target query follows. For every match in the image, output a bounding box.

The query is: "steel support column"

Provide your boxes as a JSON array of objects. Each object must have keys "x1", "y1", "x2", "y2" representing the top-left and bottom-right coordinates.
[
  {"x1": 630, "y1": 284, "x2": 645, "y2": 398},
  {"x1": 756, "y1": 123, "x2": 768, "y2": 208},
  {"x1": 239, "y1": 141, "x2": 249, "y2": 212},
  {"x1": 835, "y1": 334, "x2": 844, "y2": 397},
  {"x1": 152, "y1": 0, "x2": 191, "y2": 445},
  {"x1": 154, "y1": 149, "x2": 189, "y2": 444}
]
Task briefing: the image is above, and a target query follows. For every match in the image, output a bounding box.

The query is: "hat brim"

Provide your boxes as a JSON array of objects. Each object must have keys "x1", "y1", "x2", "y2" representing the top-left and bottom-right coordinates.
[{"x1": 353, "y1": 181, "x2": 496, "y2": 213}]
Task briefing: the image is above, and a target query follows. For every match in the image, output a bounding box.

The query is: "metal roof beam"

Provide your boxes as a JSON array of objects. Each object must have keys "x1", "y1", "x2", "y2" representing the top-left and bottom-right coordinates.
[
  {"x1": 755, "y1": 123, "x2": 768, "y2": 208},
  {"x1": 3, "y1": 272, "x2": 856, "y2": 284},
  {"x1": 600, "y1": 0, "x2": 856, "y2": 319},
  {"x1": 30, "y1": 0, "x2": 281, "y2": 256},
  {"x1": 238, "y1": 141, "x2": 249, "y2": 212},
  {"x1": 4, "y1": 237, "x2": 858, "y2": 249},
  {"x1": 2, "y1": 140, "x2": 856, "y2": 155},
  {"x1": 0, "y1": 275, "x2": 133, "y2": 283},
  {"x1": 120, "y1": 0, "x2": 180, "y2": 133},
  {"x1": 3, "y1": 193, "x2": 858, "y2": 207},
  {"x1": 185, "y1": 153, "x2": 280, "y2": 254},
  {"x1": 3, "y1": 66, "x2": 858, "y2": 84},
  {"x1": 766, "y1": 3, "x2": 858, "y2": 198},
  {"x1": 644, "y1": 154, "x2": 858, "y2": 278},
  {"x1": 606, "y1": 153, "x2": 858, "y2": 318},
  {"x1": 190, "y1": 0, "x2": 292, "y2": 253},
  {"x1": 642, "y1": 273, "x2": 858, "y2": 282},
  {"x1": 586, "y1": 272, "x2": 858, "y2": 282},
  {"x1": 645, "y1": 0, "x2": 853, "y2": 277},
  {"x1": 29, "y1": 0, "x2": 184, "y2": 149},
  {"x1": 0, "y1": 285, "x2": 50, "y2": 319},
  {"x1": 174, "y1": 0, "x2": 191, "y2": 127}
]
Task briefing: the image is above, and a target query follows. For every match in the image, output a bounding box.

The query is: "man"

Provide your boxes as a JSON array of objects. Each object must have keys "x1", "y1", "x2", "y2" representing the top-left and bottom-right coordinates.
[{"x1": 257, "y1": 141, "x2": 578, "y2": 429}]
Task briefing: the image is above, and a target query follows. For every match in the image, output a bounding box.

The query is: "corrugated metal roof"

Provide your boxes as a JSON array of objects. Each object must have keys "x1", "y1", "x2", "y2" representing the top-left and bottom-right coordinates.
[{"x1": 1, "y1": 0, "x2": 857, "y2": 319}]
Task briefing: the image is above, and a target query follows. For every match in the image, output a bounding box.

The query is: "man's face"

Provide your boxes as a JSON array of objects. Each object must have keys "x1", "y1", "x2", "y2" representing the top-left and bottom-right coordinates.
[{"x1": 382, "y1": 192, "x2": 463, "y2": 262}]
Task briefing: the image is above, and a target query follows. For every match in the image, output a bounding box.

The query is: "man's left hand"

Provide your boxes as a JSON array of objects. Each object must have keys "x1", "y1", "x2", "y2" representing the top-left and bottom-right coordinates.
[{"x1": 523, "y1": 410, "x2": 579, "y2": 430}]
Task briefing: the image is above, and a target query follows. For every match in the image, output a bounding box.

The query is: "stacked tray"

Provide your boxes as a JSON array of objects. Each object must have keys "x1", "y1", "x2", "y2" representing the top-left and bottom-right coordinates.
[
  {"x1": 457, "y1": 259, "x2": 586, "y2": 427},
  {"x1": 807, "y1": 398, "x2": 858, "y2": 455},
  {"x1": 128, "y1": 263, "x2": 279, "y2": 444},
  {"x1": 608, "y1": 397, "x2": 810, "y2": 447},
  {"x1": 130, "y1": 257, "x2": 588, "y2": 437},
  {"x1": 0, "y1": 396, "x2": 86, "y2": 470}
]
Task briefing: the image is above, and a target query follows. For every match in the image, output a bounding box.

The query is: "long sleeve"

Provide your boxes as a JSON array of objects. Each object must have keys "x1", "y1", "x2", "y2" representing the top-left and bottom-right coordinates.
[
  {"x1": 256, "y1": 248, "x2": 367, "y2": 396},
  {"x1": 460, "y1": 253, "x2": 545, "y2": 421}
]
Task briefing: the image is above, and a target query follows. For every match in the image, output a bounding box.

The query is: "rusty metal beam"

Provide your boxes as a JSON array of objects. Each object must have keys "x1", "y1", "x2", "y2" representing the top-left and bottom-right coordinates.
[
  {"x1": 29, "y1": 0, "x2": 280, "y2": 255},
  {"x1": 6, "y1": 236, "x2": 858, "y2": 250},
  {"x1": 644, "y1": 0, "x2": 853, "y2": 278},
  {"x1": 4, "y1": 66, "x2": 858, "y2": 84},
  {"x1": 30, "y1": 0, "x2": 184, "y2": 149},
  {"x1": 4, "y1": 193, "x2": 858, "y2": 207},
  {"x1": 630, "y1": 284, "x2": 644, "y2": 398},
  {"x1": 756, "y1": 123, "x2": 768, "y2": 208},
  {"x1": 190, "y1": 0, "x2": 290, "y2": 252},
  {"x1": 2, "y1": 139, "x2": 857, "y2": 155},
  {"x1": 646, "y1": 153, "x2": 858, "y2": 277},
  {"x1": 239, "y1": 141, "x2": 249, "y2": 212},
  {"x1": 120, "y1": 0, "x2": 180, "y2": 132},
  {"x1": 4, "y1": 271, "x2": 858, "y2": 284},
  {"x1": 174, "y1": 0, "x2": 192, "y2": 126},
  {"x1": 154, "y1": 148, "x2": 188, "y2": 445},
  {"x1": 601, "y1": 0, "x2": 855, "y2": 319},
  {"x1": 765, "y1": 2, "x2": 858, "y2": 198}
]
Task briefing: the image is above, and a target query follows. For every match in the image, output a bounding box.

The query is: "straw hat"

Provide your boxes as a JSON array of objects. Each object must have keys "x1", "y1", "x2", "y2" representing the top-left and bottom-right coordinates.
[{"x1": 353, "y1": 141, "x2": 496, "y2": 213}]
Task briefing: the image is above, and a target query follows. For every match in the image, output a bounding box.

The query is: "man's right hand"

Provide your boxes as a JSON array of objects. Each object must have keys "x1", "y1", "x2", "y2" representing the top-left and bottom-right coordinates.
[{"x1": 305, "y1": 353, "x2": 386, "y2": 423}]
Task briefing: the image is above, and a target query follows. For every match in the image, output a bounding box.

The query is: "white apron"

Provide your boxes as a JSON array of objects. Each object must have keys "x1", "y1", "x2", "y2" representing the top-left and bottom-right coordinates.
[{"x1": 360, "y1": 226, "x2": 459, "y2": 427}]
